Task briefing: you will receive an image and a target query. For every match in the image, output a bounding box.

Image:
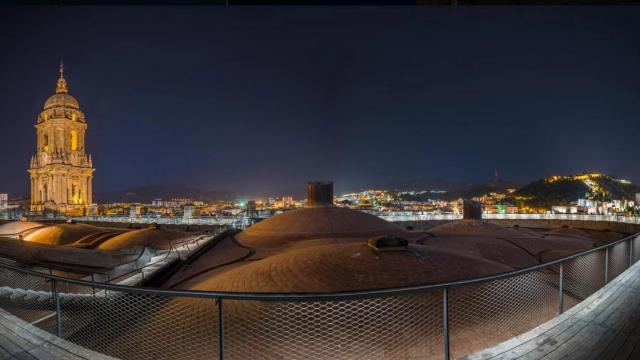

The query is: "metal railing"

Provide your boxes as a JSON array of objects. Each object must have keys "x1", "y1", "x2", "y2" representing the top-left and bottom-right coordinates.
[
  {"x1": 13, "y1": 212, "x2": 640, "y2": 227},
  {"x1": 0, "y1": 226, "x2": 638, "y2": 359},
  {"x1": 102, "y1": 233, "x2": 213, "y2": 284}
]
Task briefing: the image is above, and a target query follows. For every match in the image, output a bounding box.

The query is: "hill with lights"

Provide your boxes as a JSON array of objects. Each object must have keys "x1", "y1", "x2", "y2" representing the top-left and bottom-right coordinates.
[{"x1": 513, "y1": 173, "x2": 639, "y2": 208}]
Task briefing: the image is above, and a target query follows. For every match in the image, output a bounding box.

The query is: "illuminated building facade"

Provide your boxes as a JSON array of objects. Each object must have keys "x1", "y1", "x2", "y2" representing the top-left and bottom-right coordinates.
[{"x1": 28, "y1": 63, "x2": 95, "y2": 215}]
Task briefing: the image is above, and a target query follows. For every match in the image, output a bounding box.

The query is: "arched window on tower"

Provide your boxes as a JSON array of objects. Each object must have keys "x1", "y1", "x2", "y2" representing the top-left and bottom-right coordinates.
[
  {"x1": 70, "y1": 130, "x2": 78, "y2": 151},
  {"x1": 42, "y1": 134, "x2": 49, "y2": 152},
  {"x1": 71, "y1": 184, "x2": 80, "y2": 204}
]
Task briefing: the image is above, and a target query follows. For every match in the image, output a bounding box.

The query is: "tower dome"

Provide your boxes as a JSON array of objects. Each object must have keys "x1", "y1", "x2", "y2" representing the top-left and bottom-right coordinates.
[
  {"x1": 43, "y1": 62, "x2": 80, "y2": 110},
  {"x1": 43, "y1": 93, "x2": 80, "y2": 110}
]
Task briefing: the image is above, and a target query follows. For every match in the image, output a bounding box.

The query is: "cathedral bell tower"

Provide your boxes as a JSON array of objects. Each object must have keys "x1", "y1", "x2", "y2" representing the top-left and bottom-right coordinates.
[{"x1": 28, "y1": 62, "x2": 95, "y2": 215}]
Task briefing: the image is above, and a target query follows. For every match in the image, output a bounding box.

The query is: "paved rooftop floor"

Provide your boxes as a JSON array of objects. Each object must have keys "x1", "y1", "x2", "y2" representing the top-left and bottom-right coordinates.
[
  {"x1": 466, "y1": 259, "x2": 640, "y2": 360},
  {"x1": 0, "y1": 308, "x2": 116, "y2": 360}
]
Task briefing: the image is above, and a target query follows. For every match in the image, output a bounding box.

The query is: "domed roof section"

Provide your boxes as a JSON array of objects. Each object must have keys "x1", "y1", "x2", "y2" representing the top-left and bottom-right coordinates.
[
  {"x1": 44, "y1": 93, "x2": 80, "y2": 110},
  {"x1": 428, "y1": 219, "x2": 530, "y2": 238},
  {"x1": 186, "y1": 242, "x2": 512, "y2": 292},
  {"x1": 97, "y1": 225, "x2": 188, "y2": 251},
  {"x1": 23, "y1": 223, "x2": 107, "y2": 245},
  {"x1": 236, "y1": 206, "x2": 410, "y2": 247},
  {"x1": 0, "y1": 221, "x2": 45, "y2": 236}
]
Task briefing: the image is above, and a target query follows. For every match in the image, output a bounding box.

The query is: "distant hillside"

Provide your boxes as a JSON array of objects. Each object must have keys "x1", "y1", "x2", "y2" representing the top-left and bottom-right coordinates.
[
  {"x1": 464, "y1": 178, "x2": 521, "y2": 198},
  {"x1": 399, "y1": 178, "x2": 520, "y2": 201},
  {"x1": 95, "y1": 184, "x2": 234, "y2": 203},
  {"x1": 381, "y1": 178, "x2": 467, "y2": 192},
  {"x1": 514, "y1": 173, "x2": 639, "y2": 208}
]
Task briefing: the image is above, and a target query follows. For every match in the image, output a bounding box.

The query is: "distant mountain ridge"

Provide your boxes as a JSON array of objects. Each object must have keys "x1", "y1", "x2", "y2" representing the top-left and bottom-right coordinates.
[
  {"x1": 397, "y1": 172, "x2": 638, "y2": 206},
  {"x1": 94, "y1": 172, "x2": 638, "y2": 205},
  {"x1": 95, "y1": 184, "x2": 234, "y2": 203},
  {"x1": 514, "y1": 172, "x2": 639, "y2": 208},
  {"x1": 398, "y1": 178, "x2": 521, "y2": 201},
  {"x1": 379, "y1": 178, "x2": 468, "y2": 192}
]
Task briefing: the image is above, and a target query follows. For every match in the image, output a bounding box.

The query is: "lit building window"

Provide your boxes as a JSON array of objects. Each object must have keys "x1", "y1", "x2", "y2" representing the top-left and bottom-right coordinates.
[
  {"x1": 42, "y1": 134, "x2": 49, "y2": 152},
  {"x1": 71, "y1": 130, "x2": 78, "y2": 151}
]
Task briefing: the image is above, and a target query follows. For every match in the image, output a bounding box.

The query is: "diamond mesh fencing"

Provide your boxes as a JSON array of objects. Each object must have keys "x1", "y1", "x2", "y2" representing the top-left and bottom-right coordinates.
[
  {"x1": 607, "y1": 241, "x2": 630, "y2": 281},
  {"x1": 55, "y1": 281, "x2": 219, "y2": 360},
  {"x1": 448, "y1": 267, "x2": 560, "y2": 358},
  {"x1": 0, "y1": 235, "x2": 638, "y2": 360},
  {"x1": 224, "y1": 292, "x2": 443, "y2": 360},
  {"x1": 0, "y1": 266, "x2": 56, "y2": 331},
  {"x1": 561, "y1": 250, "x2": 605, "y2": 311}
]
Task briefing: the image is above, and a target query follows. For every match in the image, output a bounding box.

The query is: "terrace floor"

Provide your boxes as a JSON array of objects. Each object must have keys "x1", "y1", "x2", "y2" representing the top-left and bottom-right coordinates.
[
  {"x1": 465, "y1": 259, "x2": 640, "y2": 360},
  {"x1": 0, "y1": 308, "x2": 116, "y2": 360}
]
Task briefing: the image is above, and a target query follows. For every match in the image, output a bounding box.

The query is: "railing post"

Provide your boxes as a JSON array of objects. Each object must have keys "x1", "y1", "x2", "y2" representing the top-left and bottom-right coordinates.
[
  {"x1": 558, "y1": 263, "x2": 564, "y2": 314},
  {"x1": 91, "y1": 274, "x2": 96, "y2": 298},
  {"x1": 443, "y1": 287, "x2": 449, "y2": 360},
  {"x1": 630, "y1": 237, "x2": 635, "y2": 267},
  {"x1": 604, "y1": 247, "x2": 609, "y2": 283},
  {"x1": 105, "y1": 272, "x2": 110, "y2": 298},
  {"x1": 218, "y1": 298, "x2": 224, "y2": 360},
  {"x1": 51, "y1": 279, "x2": 62, "y2": 337}
]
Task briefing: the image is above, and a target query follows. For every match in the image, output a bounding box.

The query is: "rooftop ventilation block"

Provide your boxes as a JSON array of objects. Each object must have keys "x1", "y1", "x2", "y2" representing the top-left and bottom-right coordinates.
[
  {"x1": 306, "y1": 181, "x2": 334, "y2": 207},
  {"x1": 462, "y1": 199, "x2": 483, "y2": 220},
  {"x1": 368, "y1": 235, "x2": 409, "y2": 252}
]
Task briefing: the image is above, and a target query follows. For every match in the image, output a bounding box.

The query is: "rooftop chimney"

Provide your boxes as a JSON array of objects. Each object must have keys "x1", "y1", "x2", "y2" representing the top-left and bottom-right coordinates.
[
  {"x1": 462, "y1": 199, "x2": 483, "y2": 220},
  {"x1": 306, "y1": 181, "x2": 334, "y2": 208}
]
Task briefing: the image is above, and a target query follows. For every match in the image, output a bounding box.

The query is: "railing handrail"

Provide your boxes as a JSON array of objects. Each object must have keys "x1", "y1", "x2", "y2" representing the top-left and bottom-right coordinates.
[{"x1": 0, "y1": 227, "x2": 637, "y2": 301}]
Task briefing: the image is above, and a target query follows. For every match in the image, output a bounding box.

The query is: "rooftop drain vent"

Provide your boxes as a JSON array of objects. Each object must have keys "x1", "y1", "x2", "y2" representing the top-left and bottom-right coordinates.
[
  {"x1": 368, "y1": 235, "x2": 409, "y2": 252},
  {"x1": 306, "y1": 181, "x2": 334, "y2": 208}
]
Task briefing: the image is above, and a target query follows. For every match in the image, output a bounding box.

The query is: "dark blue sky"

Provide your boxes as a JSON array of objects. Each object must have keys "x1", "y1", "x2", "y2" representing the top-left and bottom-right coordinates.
[{"x1": 1, "y1": 6, "x2": 639, "y2": 197}]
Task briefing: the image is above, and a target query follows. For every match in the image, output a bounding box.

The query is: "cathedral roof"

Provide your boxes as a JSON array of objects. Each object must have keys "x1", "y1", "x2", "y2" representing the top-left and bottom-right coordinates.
[{"x1": 43, "y1": 61, "x2": 80, "y2": 110}]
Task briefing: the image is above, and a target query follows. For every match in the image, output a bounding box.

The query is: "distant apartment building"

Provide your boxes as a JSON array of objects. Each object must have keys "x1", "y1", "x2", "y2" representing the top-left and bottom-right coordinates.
[
  {"x1": 0, "y1": 194, "x2": 8, "y2": 210},
  {"x1": 183, "y1": 204, "x2": 202, "y2": 219},
  {"x1": 129, "y1": 204, "x2": 143, "y2": 218},
  {"x1": 577, "y1": 199, "x2": 596, "y2": 208},
  {"x1": 552, "y1": 205, "x2": 578, "y2": 214}
]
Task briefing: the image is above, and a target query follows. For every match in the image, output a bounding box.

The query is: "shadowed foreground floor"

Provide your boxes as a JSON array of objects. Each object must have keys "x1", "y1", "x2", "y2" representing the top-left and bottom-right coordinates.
[
  {"x1": 0, "y1": 308, "x2": 116, "y2": 360},
  {"x1": 465, "y1": 259, "x2": 640, "y2": 360}
]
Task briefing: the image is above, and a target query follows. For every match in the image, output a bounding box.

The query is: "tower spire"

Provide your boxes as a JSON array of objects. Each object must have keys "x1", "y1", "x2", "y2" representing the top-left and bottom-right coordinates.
[{"x1": 56, "y1": 60, "x2": 68, "y2": 94}]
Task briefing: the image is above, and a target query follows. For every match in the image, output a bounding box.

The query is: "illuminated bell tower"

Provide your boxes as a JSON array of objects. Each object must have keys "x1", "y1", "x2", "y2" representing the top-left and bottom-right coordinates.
[{"x1": 28, "y1": 62, "x2": 95, "y2": 215}]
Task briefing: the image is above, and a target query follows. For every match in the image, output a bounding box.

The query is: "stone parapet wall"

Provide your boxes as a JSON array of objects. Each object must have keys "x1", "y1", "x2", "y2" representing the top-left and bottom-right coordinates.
[{"x1": 395, "y1": 218, "x2": 640, "y2": 234}]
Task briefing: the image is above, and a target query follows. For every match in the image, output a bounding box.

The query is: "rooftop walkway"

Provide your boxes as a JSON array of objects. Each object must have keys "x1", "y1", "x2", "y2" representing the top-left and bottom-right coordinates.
[
  {"x1": 466, "y1": 259, "x2": 640, "y2": 360},
  {"x1": 0, "y1": 308, "x2": 116, "y2": 360}
]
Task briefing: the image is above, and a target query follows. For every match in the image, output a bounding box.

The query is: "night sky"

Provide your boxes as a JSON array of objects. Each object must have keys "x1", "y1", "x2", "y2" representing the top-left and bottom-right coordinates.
[{"x1": 1, "y1": 6, "x2": 640, "y2": 198}]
